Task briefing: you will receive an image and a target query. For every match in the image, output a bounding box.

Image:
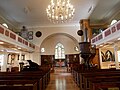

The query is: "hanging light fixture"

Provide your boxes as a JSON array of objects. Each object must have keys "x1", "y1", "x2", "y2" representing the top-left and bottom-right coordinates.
[{"x1": 46, "y1": 0, "x2": 75, "y2": 23}]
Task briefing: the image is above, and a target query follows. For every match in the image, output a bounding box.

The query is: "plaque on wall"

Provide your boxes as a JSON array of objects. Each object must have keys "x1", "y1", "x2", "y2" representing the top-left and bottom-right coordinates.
[
  {"x1": 35, "y1": 31, "x2": 42, "y2": 37},
  {"x1": 28, "y1": 31, "x2": 33, "y2": 40}
]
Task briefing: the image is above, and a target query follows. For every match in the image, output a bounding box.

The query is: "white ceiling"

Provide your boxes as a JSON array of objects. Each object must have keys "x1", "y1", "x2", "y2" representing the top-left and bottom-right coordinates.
[
  {"x1": 0, "y1": 0, "x2": 98, "y2": 28},
  {"x1": 90, "y1": 0, "x2": 120, "y2": 24},
  {"x1": 0, "y1": 0, "x2": 119, "y2": 28}
]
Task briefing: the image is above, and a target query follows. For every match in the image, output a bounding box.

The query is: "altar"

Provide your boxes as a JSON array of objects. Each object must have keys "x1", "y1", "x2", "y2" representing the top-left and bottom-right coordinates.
[{"x1": 54, "y1": 60, "x2": 66, "y2": 67}]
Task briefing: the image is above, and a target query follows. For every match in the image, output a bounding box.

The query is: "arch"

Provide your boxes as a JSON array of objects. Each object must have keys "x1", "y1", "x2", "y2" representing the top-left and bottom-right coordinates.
[
  {"x1": 40, "y1": 33, "x2": 79, "y2": 47},
  {"x1": 40, "y1": 33, "x2": 79, "y2": 55}
]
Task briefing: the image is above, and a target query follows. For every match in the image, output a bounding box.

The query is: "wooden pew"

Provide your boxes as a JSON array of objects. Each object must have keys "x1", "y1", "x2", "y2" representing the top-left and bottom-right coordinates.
[
  {"x1": 0, "y1": 80, "x2": 38, "y2": 90},
  {"x1": 0, "y1": 86, "x2": 37, "y2": 90},
  {"x1": 21, "y1": 70, "x2": 51, "y2": 89},
  {"x1": 0, "y1": 73, "x2": 42, "y2": 90},
  {"x1": 72, "y1": 68, "x2": 120, "y2": 90},
  {"x1": 80, "y1": 70, "x2": 120, "y2": 90},
  {"x1": 0, "y1": 69, "x2": 50, "y2": 90},
  {"x1": 89, "y1": 77, "x2": 120, "y2": 90}
]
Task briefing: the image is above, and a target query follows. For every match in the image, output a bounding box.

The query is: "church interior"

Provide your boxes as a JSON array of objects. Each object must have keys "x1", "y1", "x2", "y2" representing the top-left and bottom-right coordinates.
[{"x1": 0, "y1": 0, "x2": 120, "y2": 90}]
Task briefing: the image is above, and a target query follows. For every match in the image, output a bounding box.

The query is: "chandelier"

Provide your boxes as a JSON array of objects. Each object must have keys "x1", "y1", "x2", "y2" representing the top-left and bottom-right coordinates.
[{"x1": 46, "y1": 0, "x2": 75, "y2": 23}]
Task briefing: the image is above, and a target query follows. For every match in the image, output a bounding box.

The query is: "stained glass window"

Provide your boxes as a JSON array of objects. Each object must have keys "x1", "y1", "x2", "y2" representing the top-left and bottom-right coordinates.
[{"x1": 55, "y1": 43, "x2": 65, "y2": 59}]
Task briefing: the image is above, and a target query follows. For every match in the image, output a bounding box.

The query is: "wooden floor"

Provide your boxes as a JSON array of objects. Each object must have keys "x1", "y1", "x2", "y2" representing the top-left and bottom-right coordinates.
[{"x1": 46, "y1": 67, "x2": 79, "y2": 90}]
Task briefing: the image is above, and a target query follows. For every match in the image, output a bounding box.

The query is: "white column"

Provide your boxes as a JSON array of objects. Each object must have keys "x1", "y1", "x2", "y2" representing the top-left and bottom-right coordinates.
[
  {"x1": 1, "y1": 49, "x2": 8, "y2": 72},
  {"x1": 114, "y1": 45, "x2": 119, "y2": 69},
  {"x1": 19, "y1": 52, "x2": 22, "y2": 71},
  {"x1": 19, "y1": 52, "x2": 22, "y2": 62},
  {"x1": 99, "y1": 48, "x2": 102, "y2": 69}
]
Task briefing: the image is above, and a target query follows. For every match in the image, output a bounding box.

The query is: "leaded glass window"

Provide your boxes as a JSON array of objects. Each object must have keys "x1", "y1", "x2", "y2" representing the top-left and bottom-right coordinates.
[{"x1": 55, "y1": 43, "x2": 65, "y2": 59}]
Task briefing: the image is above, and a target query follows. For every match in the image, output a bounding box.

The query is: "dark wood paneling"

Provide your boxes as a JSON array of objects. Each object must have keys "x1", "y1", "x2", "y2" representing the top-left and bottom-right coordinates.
[
  {"x1": 41, "y1": 55, "x2": 54, "y2": 65},
  {"x1": 41, "y1": 54, "x2": 80, "y2": 66}
]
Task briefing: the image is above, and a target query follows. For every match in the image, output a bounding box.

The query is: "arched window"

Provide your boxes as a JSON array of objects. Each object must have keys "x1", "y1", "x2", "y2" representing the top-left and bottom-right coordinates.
[
  {"x1": 55, "y1": 43, "x2": 65, "y2": 59},
  {"x1": 2, "y1": 23, "x2": 8, "y2": 28},
  {"x1": 110, "y1": 19, "x2": 117, "y2": 25}
]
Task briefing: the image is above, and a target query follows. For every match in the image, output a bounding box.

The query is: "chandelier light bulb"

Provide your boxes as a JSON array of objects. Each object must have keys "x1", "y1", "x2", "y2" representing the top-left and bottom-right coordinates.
[{"x1": 46, "y1": 0, "x2": 75, "y2": 23}]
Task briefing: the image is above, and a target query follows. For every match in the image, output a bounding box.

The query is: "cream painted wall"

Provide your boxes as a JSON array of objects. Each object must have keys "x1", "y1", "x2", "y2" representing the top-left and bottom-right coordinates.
[
  {"x1": 32, "y1": 46, "x2": 41, "y2": 65},
  {"x1": 24, "y1": 46, "x2": 40, "y2": 65},
  {"x1": 28, "y1": 26, "x2": 81, "y2": 64},
  {"x1": 28, "y1": 25, "x2": 81, "y2": 47},
  {"x1": 40, "y1": 33, "x2": 79, "y2": 55}
]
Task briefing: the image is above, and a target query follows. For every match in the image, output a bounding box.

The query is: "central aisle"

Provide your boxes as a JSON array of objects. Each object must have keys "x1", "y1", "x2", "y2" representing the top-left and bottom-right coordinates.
[{"x1": 46, "y1": 67, "x2": 79, "y2": 90}]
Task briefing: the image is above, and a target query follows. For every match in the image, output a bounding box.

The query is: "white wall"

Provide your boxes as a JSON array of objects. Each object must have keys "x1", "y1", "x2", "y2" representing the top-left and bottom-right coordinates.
[
  {"x1": 40, "y1": 33, "x2": 79, "y2": 55},
  {"x1": 24, "y1": 45, "x2": 40, "y2": 65},
  {"x1": 27, "y1": 25, "x2": 81, "y2": 64},
  {"x1": 28, "y1": 25, "x2": 81, "y2": 47}
]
